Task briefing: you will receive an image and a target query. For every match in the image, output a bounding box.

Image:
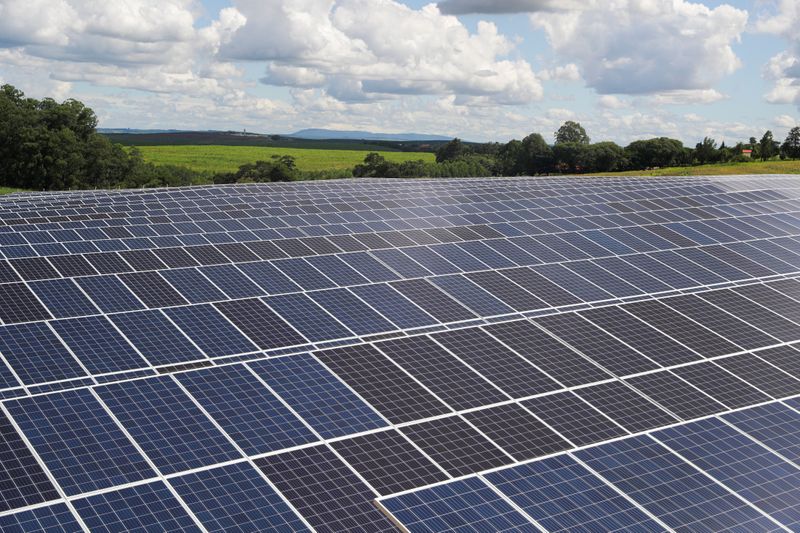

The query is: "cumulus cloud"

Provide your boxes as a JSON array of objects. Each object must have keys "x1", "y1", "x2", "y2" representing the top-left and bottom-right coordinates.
[
  {"x1": 652, "y1": 89, "x2": 728, "y2": 105},
  {"x1": 437, "y1": 0, "x2": 580, "y2": 15},
  {"x1": 530, "y1": 0, "x2": 747, "y2": 95},
  {"x1": 757, "y1": 0, "x2": 800, "y2": 109},
  {"x1": 222, "y1": 0, "x2": 543, "y2": 104}
]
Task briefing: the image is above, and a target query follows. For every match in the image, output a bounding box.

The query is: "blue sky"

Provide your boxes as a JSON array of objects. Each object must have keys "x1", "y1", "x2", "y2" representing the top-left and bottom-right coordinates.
[{"x1": 1, "y1": 0, "x2": 798, "y2": 145}]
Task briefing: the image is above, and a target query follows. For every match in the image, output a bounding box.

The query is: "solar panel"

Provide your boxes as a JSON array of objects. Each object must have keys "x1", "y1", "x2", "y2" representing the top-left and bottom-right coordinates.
[
  {"x1": 4, "y1": 176, "x2": 800, "y2": 529},
  {"x1": 485, "y1": 456, "x2": 664, "y2": 532},
  {"x1": 380, "y1": 477, "x2": 538, "y2": 533},
  {"x1": 96, "y1": 376, "x2": 241, "y2": 474},
  {"x1": 73, "y1": 481, "x2": 202, "y2": 532}
]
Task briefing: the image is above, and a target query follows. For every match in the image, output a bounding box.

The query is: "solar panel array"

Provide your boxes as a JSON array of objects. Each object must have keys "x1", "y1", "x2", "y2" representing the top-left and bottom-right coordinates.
[{"x1": 1, "y1": 175, "x2": 800, "y2": 531}]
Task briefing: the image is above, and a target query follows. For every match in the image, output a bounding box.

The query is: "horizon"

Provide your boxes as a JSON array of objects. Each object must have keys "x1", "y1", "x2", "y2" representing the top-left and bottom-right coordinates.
[{"x1": 1, "y1": 0, "x2": 799, "y2": 146}]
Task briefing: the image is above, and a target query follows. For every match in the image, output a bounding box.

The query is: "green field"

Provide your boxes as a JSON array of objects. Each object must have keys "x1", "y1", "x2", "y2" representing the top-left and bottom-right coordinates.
[
  {"x1": 135, "y1": 145, "x2": 436, "y2": 173},
  {"x1": 599, "y1": 159, "x2": 800, "y2": 176},
  {"x1": 0, "y1": 187, "x2": 26, "y2": 195}
]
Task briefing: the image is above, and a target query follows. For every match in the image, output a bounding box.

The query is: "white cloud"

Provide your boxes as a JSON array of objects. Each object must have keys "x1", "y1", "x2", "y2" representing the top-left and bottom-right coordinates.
[
  {"x1": 651, "y1": 89, "x2": 728, "y2": 105},
  {"x1": 222, "y1": 0, "x2": 543, "y2": 104},
  {"x1": 530, "y1": 0, "x2": 747, "y2": 95},
  {"x1": 436, "y1": 0, "x2": 581, "y2": 15},
  {"x1": 538, "y1": 63, "x2": 580, "y2": 82},
  {"x1": 775, "y1": 114, "x2": 798, "y2": 129},
  {"x1": 598, "y1": 95, "x2": 627, "y2": 109},
  {"x1": 757, "y1": 0, "x2": 800, "y2": 109}
]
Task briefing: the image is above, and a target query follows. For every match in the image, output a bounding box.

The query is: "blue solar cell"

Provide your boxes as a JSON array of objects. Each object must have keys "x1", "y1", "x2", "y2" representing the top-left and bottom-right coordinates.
[
  {"x1": 199, "y1": 264, "x2": 265, "y2": 299},
  {"x1": 532, "y1": 264, "x2": 613, "y2": 302},
  {"x1": 50, "y1": 316, "x2": 148, "y2": 374},
  {"x1": 649, "y1": 250, "x2": 728, "y2": 285},
  {"x1": 73, "y1": 481, "x2": 202, "y2": 533},
  {"x1": 165, "y1": 304, "x2": 258, "y2": 358},
  {"x1": 431, "y1": 242, "x2": 491, "y2": 271},
  {"x1": 305, "y1": 254, "x2": 370, "y2": 285},
  {"x1": 564, "y1": 261, "x2": 643, "y2": 297},
  {"x1": 0, "y1": 503, "x2": 83, "y2": 533},
  {"x1": 0, "y1": 410, "x2": 60, "y2": 512},
  {"x1": 265, "y1": 293, "x2": 354, "y2": 342},
  {"x1": 29, "y1": 278, "x2": 99, "y2": 318},
  {"x1": 431, "y1": 275, "x2": 515, "y2": 317},
  {"x1": 575, "y1": 435, "x2": 778, "y2": 531},
  {"x1": 170, "y1": 462, "x2": 309, "y2": 532},
  {"x1": 339, "y1": 251, "x2": 401, "y2": 282},
  {"x1": 581, "y1": 229, "x2": 637, "y2": 255},
  {"x1": 249, "y1": 353, "x2": 387, "y2": 439},
  {"x1": 371, "y1": 248, "x2": 433, "y2": 277},
  {"x1": 76, "y1": 275, "x2": 146, "y2": 313},
  {"x1": 237, "y1": 261, "x2": 301, "y2": 294},
  {"x1": 309, "y1": 288, "x2": 397, "y2": 335},
  {"x1": 483, "y1": 239, "x2": 541, "y2": 266},
  {"x1": 6, "y1": 388, "x2": 155, "y2": 496},
  {"x1": 723, "y1": 402, "x2": 800, "y2": 465},
  {"x1": 160, "y1": 268, "x2": 227, "y2": 303},
  {"x1": 382, "y1": 477, "x2": 538, "y2": 533},
  {"x1": 110, "y1": 310, "x2": 206, "y2": 366},
  {"x1": 273, "y1": 258, "x2": 337, "y2": 290},
  {"x1": 456, "y1": 240, "x2": 517, "y2": 268},
  {"x1": 486, "y1": 456, "x2": 664, "y2": 532},
  {"x1": 402, "y1": 246, "x2": 461, "y2": 275},
  {"x1": 97, "y1": 376, "x2": 241, "y2": 474},
  {"x1": 349, "y1": 283, "x2": 437, "y2": 329},
  {"x1": 0, "y1": 322, "x2": 87, "y2": 385},
  {"x1": 177, "y1": 364, "x2": 316, "y2": 455},
  {"x1": 654, "y1": 417, "x2": 800, "y2": 529}
]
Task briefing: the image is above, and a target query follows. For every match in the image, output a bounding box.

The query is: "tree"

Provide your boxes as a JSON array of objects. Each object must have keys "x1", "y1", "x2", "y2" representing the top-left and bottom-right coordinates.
[
  {"x1": 782, "y1": 127, "x2": 800, "y2": 159},
  {"x1": 435, "y1": 138, "x2": 468, "y2": 163},
  {"x1": 760, "y1": 131, "x2": 778, "y2": 161},
  {"x1": 521, "y1": 133, "x2": 553, "y2": 174},
  {"x1": 625, "y1": 138, "x2": 685, "y2": 169},
  {"x1": 554, "y1": 121, "x2": 590, "y2": 145},
  {"x1": 694, "y1": 137, "x2": 718, "y2": 165}
]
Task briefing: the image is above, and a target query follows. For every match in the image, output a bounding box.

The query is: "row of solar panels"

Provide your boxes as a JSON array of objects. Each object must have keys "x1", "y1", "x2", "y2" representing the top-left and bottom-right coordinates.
[
  {"x1": 380, "y1": 401, "x2": 800, "y2": 532},
  {"x1": 0, "y1": 182, "x2": 793, "y2": 254},
  {"x1": 0, "y1": 235, "x2": 799, "y2": 395},
  {"x1": 2, "y1": 275, "x2": 800, "y2": 507}
]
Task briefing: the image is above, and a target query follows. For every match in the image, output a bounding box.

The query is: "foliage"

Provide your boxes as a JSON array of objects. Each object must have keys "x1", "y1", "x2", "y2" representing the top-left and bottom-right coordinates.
[
  {"x1": 782, "y1": 127, "x2": 800, "y2": 160},
  {"x1": 554, "y1": 121, "x2": 590, "y2": 145},
  {"x1": 625, "y1": 137, "x2": 687, "y2": 169},
  {"x1": 435, "y1": 138, "x2": 468, "y2": 163},
  {"x1": 760, "y1": 131, "x2": 779, "y2": 161}
]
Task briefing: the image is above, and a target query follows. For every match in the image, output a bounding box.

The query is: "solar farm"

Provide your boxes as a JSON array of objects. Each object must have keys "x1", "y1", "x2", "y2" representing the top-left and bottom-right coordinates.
[{"x1": 2, "y1": 175, "x2": 800, "y2": 532}]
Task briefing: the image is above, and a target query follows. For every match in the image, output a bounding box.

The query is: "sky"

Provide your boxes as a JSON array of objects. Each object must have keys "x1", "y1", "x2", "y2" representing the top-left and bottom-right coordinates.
[{"x1": 0, "y1": 0, "x2": 799, "y2": 145}]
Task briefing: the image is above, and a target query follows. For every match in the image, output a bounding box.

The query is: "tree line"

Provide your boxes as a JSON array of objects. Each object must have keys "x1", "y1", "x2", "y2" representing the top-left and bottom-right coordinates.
[
  {"x1": 355, "y1": 121, "x2": 800, "y2": 178},
  {"x1": 2, "y1": 84, "x2": 799, "y2": 190}
]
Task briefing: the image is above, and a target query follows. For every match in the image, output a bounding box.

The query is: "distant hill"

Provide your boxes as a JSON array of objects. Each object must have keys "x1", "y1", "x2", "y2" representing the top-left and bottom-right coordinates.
[{"x1": 290, "y1": 128, "x2": 453, "y2": 142}]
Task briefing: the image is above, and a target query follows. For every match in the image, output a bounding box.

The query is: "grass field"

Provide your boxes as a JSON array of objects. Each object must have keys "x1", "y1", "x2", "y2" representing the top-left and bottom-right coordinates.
[
  {"x1": 599, "y1": 159, "x2": 800, "y2": 176},
  {"x1": 0, "y1": 187, "x2": 25, "y2": 195},
  {"x1": 135, "y1": 145, "x2": 436, "y2": 173}
]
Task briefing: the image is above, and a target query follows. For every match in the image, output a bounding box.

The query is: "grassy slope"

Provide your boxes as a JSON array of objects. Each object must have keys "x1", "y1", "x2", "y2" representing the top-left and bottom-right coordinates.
[
  {"x1": 0, "y1": 187, "x2": 25, "y2": 195},
  {"x1": 135, "y1": 145, "x2": 436, "y2": 173},
  {"x1": 598, "y1": 159, "x2": 800, "y2": 176}
]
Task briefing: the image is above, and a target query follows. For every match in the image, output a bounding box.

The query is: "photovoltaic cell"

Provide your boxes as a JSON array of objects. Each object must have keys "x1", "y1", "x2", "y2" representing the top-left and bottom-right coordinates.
[
  {"x1": 164, "y1": 304, "x2": 258, "y2": 358},
  {"x1": 29, "y1": 278, "x2": 99, "y2": 318},
  {"x1": 350, "y1": 283, "x2": 438, "y2": 329},
  {"x1": 576, "y1": 381, "x2": 678, "y2": 433},
  {"x1": 671, "y1": 361, "x2": 771, "y2": 409},
  {"x1": 73, "y1": 480, "x2": 202, "y2": 533},
  {"x1": 523, "y1": 391, "x2": 628, "y2": 446},
  {"x1": 331, "y1": 429, "x2": 449, "y2": 494},
  {"x1": 376, "y1": 335, "x2": 508, "y2": 410},
  {"x1": 176, "y1": 364, "x2": 316, "y2": 455},
  {"x1": 0, "y1": 282, "x2": 53, "y2": 323},
  {"x1": 75, "y1": 275, "x2": 145, "y2": 313},
  {"x1": 0, "y1": 322, "x2": 86, "y2": 385},
  {"x1": 96, "y1": 376, "x2": 241, "y2": 474},
  {"x1": 486, "y1": 320, "x2": 612, "y2": 387},
  {"x1": 535, "y1": 313, "x2": 659, "y2": 376},
  {"x1": 170, "y1": 462, "x2": 309, "y2": 532},
  {"x1": 249, "y1": 353, "x2": 387, "y2": 438},
  {"x1": 215, "y1": 298, "x2": 306, "y2": 350},
  {"x1": 575, "y1": 435, "x2": 778, "y2": 531},
  {"x1": 0, "y1": 503, "x2": 83, "y2": 533},
  {"x1": 626, "y1": 371, "x2": 726, "y2": 420},
  {"x1": 0, "y1": 410, "x2": 59, "y2": 512},
  {"x1": 485, "y1": 456, "x2": 665, "y2": 533},
  {"x1": 6, "y1": 388, "x2": 155, "y2": 496},
  {"x1": 315, "y1": 344, "x2": 452, "y2": 424},
  {"x1": 432, "y1": 327, "x2": 561, "y2": 398},
  {"x1": 391, "y1": 279, "x2": 477, "y2": 323},
  {"x1": 110, "y1": 310, "x2": 206, "y2": 366},
  {"x1": 723, "y1": 402, "x2": 800, "y2": 465},
  {"x1": 654, "y1": 418, "x2": 800, "y2": 529},
  {"x1": 381, "y1": 477, "x2": 538, "y2": 533},
  {"x1": 50, "y1": 315, "x2": 147, "y2": 374},
  {"x1": 309, "y1": 288, "x2": 397, "y2": 335},
  {"x1": 579, "y1": 305, "x2": 701, "y2": 367},
  {"x1": 256, "y1": 444, "x2": 395, "y2": 532},
  {"x1": 715, "y1": 353, "x2": 800, "y2": 399}
]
